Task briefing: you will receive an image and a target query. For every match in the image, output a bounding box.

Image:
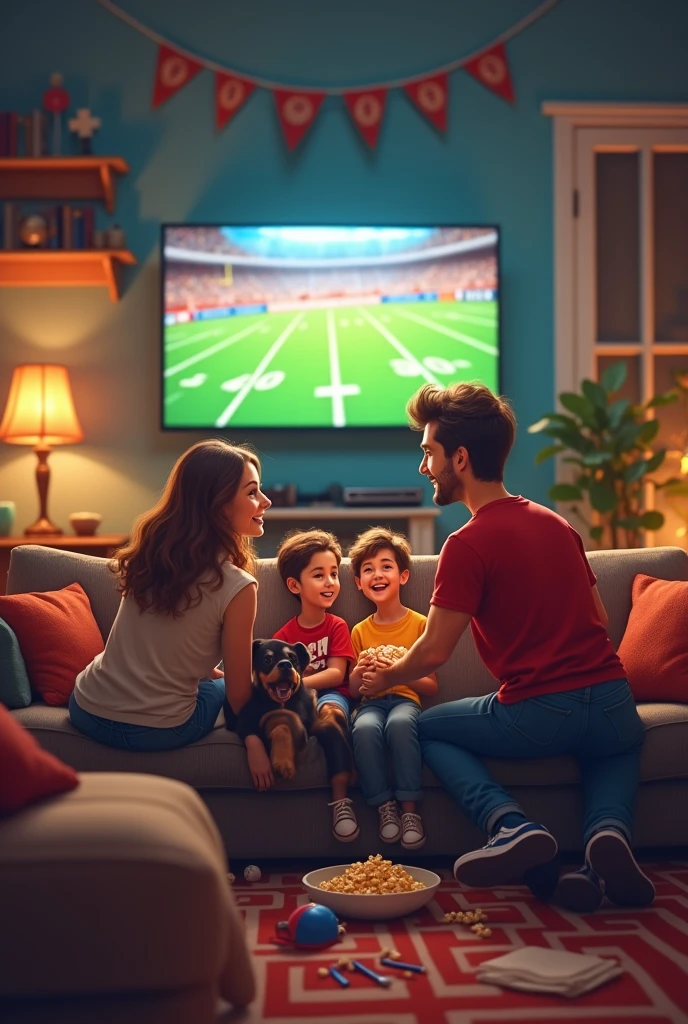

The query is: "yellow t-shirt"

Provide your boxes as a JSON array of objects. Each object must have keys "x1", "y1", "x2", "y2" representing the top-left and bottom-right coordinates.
[{"x1": 351, "y1": 608, "x2": 428, "y2": 706}]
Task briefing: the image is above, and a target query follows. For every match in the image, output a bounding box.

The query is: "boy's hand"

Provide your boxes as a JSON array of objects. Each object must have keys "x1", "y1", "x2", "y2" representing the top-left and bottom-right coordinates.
[
  {"x1": 210, "y1": 667, "x2": 225, "y2": 679},
  {"x1": 302, "y1": 664, "x2": 317, "y2": 677}
]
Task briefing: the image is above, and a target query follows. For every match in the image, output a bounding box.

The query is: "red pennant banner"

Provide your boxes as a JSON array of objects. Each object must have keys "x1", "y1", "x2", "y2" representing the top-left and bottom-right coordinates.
[
  {"x1": 273, "y1": 90, "x2": 325, "y2": 150},
  {"x1": 404, "y1": 74, "x2": 448, "y2": 132},
  {"x1": 343, "y1": 89, "x2": 387, "y2": 149},
  {"x1": 152, "y1": 44, "x2": 203, "y2": 108},
  {"x1": 463, "y1": 43, "x2": 514, "y2": 104},
  {"x1": 215, "y1": 73, "x2": 255, "y2": 130}
]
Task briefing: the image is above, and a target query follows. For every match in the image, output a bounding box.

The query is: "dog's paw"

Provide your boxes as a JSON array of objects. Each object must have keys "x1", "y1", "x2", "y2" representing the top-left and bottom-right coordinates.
[{"x1": 272, "y1": 757, "x2": 296, "y2": 781}]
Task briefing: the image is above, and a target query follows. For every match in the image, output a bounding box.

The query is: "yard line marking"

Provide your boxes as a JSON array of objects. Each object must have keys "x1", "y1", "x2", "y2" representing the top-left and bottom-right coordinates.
[
  {"x1": 356, "y1": 307, "x2": 440, "y2": 384},
  {"x1": 164, "y1": 320, "x2": 265, "y2": 378},
  {"x1": 166, "y1": 326, "x2": 226, "y2": 352},
  {"x1": 394, "y1": 309, "x2": 498, "y2": 355},
  {"x1": 441, "y1": 311, "x2": 497, "y2": 327},
  {"x1": 215, "y1": 313, "x2": 304, "y2": 426},
  {"x1": 164, "y1": 392, "x2": 184, "y2": 405},
  {"x1": 314, "y1": 310, "x2": 361, "y2": 427}
]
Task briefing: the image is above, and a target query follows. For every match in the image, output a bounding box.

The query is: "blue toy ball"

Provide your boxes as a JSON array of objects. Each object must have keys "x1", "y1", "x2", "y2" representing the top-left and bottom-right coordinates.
[{"x1": 274, "y1": 902, "x2": 341, "y2": 949}]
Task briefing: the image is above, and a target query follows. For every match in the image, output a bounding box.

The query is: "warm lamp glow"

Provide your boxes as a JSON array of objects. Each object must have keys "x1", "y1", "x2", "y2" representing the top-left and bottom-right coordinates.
[
  {"x1": 0, "y1": 364, "x2": 84, "y2": 446},
  {"x1": 0, "y1": 364, "x2": 84, "y2": 536}
]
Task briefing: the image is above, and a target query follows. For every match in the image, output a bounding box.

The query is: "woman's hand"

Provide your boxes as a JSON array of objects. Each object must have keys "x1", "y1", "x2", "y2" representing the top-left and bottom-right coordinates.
[{"x1": 244, "y1": 736, "x2": 274, "y2": 791}]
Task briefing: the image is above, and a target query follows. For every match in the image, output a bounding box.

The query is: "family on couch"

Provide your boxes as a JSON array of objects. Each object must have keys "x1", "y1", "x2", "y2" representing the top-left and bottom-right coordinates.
[{"x1": 66, "y1": 380, "x2": 655, "y2": 913}]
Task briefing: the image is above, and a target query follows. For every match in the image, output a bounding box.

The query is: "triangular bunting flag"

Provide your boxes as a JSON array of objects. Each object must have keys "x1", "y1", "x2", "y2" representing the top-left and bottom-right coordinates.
[
  {"x1": 343, "y1": 89, "x2": 387, "y2": 149},
  {"x1": 404, "y1": 74, "x2": 448, "y2": 132},
  {"x1": 215, "y1": 73, "x2": 255, "y2": 130},
  {"x1": 152, "y1": 44, "x2": 203, "y2": 108},
  {"x1": 463, "y1": 43, "x2": 514, "y2": 104},
  {"x1": 273, "y1": 90, "x2": 325, "y2": 150}
]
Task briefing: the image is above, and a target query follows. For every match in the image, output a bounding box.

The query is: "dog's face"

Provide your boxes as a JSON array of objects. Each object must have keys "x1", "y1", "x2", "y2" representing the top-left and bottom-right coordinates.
[{"x1": 252, "y1": 639, "x2": 311, "y2": 705}]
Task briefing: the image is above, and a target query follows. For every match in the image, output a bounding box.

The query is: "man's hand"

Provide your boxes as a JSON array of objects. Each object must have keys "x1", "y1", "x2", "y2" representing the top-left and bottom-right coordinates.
[
  {"x1": 210, "y1": 667, "x2": 224, "y2": 679},
  {"x1": 245, "y1": 736, "x2": 274, "y2": 791},
  {"x1": 360, "y1": 663, "x2": 392, "y2": 697}
]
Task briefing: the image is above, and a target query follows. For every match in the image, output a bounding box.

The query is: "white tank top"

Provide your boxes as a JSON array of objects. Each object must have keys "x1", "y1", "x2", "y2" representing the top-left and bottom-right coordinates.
[{"x1": 74, "y1": 561, "x2": 255, "y2": 728}]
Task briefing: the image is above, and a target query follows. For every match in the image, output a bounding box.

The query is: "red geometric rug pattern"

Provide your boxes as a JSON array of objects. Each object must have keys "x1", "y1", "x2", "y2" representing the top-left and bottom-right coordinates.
[{"x1": 230, "y1": 864, "x2": 688, "y2": 1023}]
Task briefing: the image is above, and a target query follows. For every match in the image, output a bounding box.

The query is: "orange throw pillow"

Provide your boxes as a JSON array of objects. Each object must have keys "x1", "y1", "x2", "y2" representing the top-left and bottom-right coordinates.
[
  {"x1": 0, "y1": 583, "x2": 103, "y2": 706},
  {"x1": 618, "y1": 574, "x2": 688, "y2": 703},
  {"x1": 0, "y1": 703, "x2": 79, "y2": 815}
]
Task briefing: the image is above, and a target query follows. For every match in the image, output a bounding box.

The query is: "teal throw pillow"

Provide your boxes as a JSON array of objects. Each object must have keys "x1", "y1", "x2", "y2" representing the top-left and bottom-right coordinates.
[{"x1": 0, "y1": 616, "x2": 32, "y2": 709}]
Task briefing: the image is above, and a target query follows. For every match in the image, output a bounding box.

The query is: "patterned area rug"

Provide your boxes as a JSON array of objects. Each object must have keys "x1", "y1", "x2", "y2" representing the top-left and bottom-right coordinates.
[{"x1": 219, "y1": 864, "x2": 688, "y2": 1024}]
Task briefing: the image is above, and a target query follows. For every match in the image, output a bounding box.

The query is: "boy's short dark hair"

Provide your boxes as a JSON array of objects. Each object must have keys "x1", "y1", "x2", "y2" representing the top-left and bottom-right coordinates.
[
  {"x1": 277, "y1": 529, "x2": 342, "y2": 592},
  {"x1": 348, "y1": 527, "x2": 411, "y2": 578}
]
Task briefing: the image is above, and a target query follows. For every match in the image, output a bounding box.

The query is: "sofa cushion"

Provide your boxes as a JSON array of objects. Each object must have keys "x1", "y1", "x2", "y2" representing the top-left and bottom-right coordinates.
[
  {"x1": 12, "y1": 700, "x2": 688, "y2": 790},
  {"x1": 0, "y1": 703, "x2": 79, "y2": 815},
  {"x1": 618, "y1": 574, "x2": 688, "y2": 702},
  {"x1": 0, "y1": 616, "x2": 32, "y2": 709},
  {"x1": 0, "y1": 582, "x2": 104, "y2": 706}
]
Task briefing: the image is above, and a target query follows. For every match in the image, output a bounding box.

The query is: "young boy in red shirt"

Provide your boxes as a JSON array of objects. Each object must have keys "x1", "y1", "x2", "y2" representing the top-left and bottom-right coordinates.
[{"x1": 274, "y1": 529, "x2": 359, "y2": 841}]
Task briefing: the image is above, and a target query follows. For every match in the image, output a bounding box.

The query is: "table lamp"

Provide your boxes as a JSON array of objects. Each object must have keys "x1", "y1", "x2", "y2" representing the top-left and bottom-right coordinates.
[{"x1": 0, "y1": 364, "x2": 84, "y2": 536}]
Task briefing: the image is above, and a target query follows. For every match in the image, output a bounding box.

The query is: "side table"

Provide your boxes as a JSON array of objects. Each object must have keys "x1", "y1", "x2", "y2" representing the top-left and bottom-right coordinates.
[{"x1": 0, "y1": 534, "x2": 129, "y2": 595}]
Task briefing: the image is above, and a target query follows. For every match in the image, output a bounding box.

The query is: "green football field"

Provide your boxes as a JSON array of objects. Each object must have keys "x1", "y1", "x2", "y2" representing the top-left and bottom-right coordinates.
[{"x1": 163, "y1": 300, "x2": 498, "y2": 429}]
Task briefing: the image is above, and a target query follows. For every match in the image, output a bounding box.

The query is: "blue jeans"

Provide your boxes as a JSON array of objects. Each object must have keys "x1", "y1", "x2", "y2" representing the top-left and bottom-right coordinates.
[
  {"x1": 69, "y1": 678, "x2": 226, "y2": 751},
  {"x1": 352, "y1": 694, "x2": 423, "y2": 806},
  {"x1": 418, "y1": 678, "x2": 644, "y2": 845},
  {"x1": 316, "y1": 690, "x2": 351, "y2": 722}
]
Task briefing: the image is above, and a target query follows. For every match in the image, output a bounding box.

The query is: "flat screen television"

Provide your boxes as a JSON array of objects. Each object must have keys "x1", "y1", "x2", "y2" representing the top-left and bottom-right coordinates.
[{"x1": 161, "y1": 225, "x2": 499, "y2": 430}]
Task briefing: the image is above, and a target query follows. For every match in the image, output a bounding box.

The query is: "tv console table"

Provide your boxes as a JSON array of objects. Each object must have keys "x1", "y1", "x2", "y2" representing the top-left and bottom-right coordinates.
[{"x1": 264, "y1": 506, "x2": 440, "y2": 555}]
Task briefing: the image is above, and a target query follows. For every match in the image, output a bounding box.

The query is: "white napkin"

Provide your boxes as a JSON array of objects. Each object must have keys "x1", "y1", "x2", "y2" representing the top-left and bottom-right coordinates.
[{"x1": 476, "y1": 947, "x2": 623, "y2": 998}]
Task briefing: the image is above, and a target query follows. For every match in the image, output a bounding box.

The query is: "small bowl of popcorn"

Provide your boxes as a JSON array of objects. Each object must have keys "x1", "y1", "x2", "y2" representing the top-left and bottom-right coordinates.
[{"x1": 302, "y1": 855, "x2": 441, "y2": 920}]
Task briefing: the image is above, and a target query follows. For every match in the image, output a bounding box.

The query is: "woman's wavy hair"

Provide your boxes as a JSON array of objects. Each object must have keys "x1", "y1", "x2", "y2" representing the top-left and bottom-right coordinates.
[{"x1": 113, "y1": 439, "x2": 260, "y2": 616}]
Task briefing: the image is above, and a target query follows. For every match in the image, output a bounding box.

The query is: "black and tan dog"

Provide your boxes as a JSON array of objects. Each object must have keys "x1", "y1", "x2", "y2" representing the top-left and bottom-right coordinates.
[{"x1": 229, "y1": 639, "x2": 354, "y2": 783}]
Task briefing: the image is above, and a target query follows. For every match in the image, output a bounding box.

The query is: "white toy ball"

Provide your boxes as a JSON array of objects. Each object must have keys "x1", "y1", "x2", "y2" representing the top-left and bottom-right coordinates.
[{"x1": 244, "y1": 864, "x2": 261, "y2": 882}]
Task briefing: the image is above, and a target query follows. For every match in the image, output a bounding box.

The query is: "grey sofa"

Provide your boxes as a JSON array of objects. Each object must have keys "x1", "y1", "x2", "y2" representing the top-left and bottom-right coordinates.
[{"x1": 8, "y1": 543, "x2": 688, "y2": 859}]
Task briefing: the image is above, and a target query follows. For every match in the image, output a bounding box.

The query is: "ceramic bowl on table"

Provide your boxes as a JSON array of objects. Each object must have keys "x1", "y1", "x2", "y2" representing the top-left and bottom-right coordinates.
[
  {"x1": 302, "y1": 864, "x2": 441, "y2": 920},
  {"x1": 68, "y1": 512, "x2": 103, "y2": 536}
]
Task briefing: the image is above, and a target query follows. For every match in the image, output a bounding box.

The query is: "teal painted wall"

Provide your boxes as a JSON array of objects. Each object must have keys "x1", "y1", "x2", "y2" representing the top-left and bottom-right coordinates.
[{"x1": 1, "y1": 0, "x2": 687, "y2": 544}]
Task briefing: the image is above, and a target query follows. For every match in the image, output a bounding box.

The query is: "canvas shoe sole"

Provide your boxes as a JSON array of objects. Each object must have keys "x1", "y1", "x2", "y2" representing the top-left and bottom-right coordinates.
[
  {"x1": 556, "y1": 869, "x2": 605, "y2": 913},
  {"x1": 454, "y1": 824, "x2": 558, "y2": 888},
  {"x1": 586, "y1": 829, "x2": 655, "y2": 908}
]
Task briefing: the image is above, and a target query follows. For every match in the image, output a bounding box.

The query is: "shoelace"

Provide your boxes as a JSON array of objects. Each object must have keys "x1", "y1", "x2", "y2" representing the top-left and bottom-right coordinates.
[
  {"x1": 401, "y1": 813, "x2": 423, "y2": 834},
  {"x1": 328, "y1": 797, "x2": 356, "y2": 824},
  {"x1": 379, "y1": 801, "x2": 399, "y2": 827}
]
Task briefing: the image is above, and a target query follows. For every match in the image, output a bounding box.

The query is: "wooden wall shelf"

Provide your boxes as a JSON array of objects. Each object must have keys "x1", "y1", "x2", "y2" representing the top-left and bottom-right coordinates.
[
  {"x1": 0, "y1": 157, "x2": 129, "y2": 212},
  {"x1": 0, "y1": 250, "x2": 137, "y2": 301}
]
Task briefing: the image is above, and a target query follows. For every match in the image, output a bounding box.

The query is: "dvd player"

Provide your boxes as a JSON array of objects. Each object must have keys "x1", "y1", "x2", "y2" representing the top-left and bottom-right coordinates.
[{"x1": 343, "y1": 487, "x2": 423, "y2": 507}]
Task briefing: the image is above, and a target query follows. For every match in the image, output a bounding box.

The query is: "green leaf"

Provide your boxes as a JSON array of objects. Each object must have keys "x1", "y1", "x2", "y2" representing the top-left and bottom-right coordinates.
[
  {"x1": 590, "y1": 525, "x2": 604, "y2": 541},
  {"x1": 640, "y1": 510, "x2": 664, "y2": 530},
  {"x1": 644, "y1": 449, "x2": 666, "y2": 473},
  {"x1": 562, "y1": 456, "x2": 584, "y2": 465},
  {"x1": 601, "y1": 361, "x2": 627, "y2": 394},
  {"x1": 543, "y1": 426, "x2": 593, "y2": 453},
  {"x1": 646, "y1": 391, "x2": 678, "y2": 408},
  {"x1": 662, "y1": 480, "x2": 688, "y2": 498},
  {"x1": 616, "y1": 515, "x2": 643, "y2": 529},
  {"x1": 607, "y1": 397, "x2": 631, "y2": 430},
  {"x1": 582, "y1": 379, "x2": 608, "y2": 409},
  {"x1": 615, "y1": 421, "x2": 646, "y2": 452},
  {"x1": 528, "y1": 417, "x2": 552, "y2": 434},
  {"x1": 534, "y1": 444, "x2": 564, "y2": 465},
  {"x1": 549, "y1": 483, "x2": 584, "y2": 501},
  {"x1": 637, "y1": 419, "x2": 660, "y2": 444},
  {"x1": 560, "y1": 392, "x2": 598, "y2": 428},
  {"x1": 589, "y1": 478, "x2": 618, "y2": 513},
  {"x1": 581, "y1": 451, "x2": 613, "y2": 466},
  {"x1": 623, "y1": 460, "x2": 650, "y2": 484}
]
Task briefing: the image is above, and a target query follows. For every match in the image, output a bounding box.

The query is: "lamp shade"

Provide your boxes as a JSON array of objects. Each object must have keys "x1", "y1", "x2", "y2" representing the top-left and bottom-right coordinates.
[{"x1": 0, "y1": 365, "x2": 84, "y2": 446}]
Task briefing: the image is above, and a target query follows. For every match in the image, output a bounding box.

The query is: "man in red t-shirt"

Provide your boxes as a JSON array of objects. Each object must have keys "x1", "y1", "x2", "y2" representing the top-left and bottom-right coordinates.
[{"x1": 361, "y1": 382, "x2": 654, "y2": 912}]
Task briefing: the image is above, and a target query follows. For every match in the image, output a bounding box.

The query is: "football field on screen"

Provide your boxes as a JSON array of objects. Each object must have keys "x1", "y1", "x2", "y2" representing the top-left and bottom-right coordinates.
[{"x1": 163, "y1": 300, "x2": 498, "y2": 429}]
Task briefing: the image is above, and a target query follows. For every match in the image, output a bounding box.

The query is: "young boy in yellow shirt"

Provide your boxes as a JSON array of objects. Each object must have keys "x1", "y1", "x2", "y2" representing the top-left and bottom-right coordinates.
[{"x1": 348, "y1": 527, "x2": 438, "y2": 849}]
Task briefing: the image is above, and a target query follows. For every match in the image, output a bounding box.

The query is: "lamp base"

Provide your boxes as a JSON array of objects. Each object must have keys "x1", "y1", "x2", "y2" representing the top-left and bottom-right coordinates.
[{"x1": 25, "y1": 517, "x2": 63, "y2": 537}]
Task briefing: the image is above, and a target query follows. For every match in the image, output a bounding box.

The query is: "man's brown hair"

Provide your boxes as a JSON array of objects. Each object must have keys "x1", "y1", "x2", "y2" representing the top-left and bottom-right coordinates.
[
  {"x1": 277, "y1": 529, "x2": 342, "y2": 594},
  {"x1": 348, "y1": 527, "x2": 411, "y2": 578},
  {"x1": 406, "y1": 382, "x2": 516, "y2": 481}
]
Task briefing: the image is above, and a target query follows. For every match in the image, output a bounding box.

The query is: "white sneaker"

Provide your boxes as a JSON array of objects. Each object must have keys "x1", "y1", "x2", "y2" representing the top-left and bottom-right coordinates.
[
  {"x1": 378, "y1": 799, "x2": 401, "y2": 842},
  {"x1": 401, "y1": 812, "x2": 426, "y2": 849},
  {"x1": 329, "y1": 798, "x2": 360, "y2": 842}
]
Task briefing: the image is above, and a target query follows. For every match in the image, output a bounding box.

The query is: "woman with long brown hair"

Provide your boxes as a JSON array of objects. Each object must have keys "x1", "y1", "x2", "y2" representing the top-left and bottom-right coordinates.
[{"x1": 69, "y1": 439, "x2": 275, "y2": 789}]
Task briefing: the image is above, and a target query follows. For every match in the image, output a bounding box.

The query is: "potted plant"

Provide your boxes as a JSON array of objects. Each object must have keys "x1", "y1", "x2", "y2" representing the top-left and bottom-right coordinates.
[{"x1": 528, "y1": 361, "x2": 678, "y2": 548}]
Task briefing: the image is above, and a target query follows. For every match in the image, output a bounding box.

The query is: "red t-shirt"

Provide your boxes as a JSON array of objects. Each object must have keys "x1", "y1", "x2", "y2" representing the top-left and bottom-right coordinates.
[
  {"x1": 431, "y1": 496, "x2": 624, "y2": 703},
  {"x1": 273, "y1": 613, "x2": 355, "y2": 696}
]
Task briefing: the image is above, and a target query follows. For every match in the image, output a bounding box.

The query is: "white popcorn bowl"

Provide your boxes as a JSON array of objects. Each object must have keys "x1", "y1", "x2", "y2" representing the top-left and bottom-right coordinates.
[{"x1": 301, "y1": 864, "x2": 441, "y2": 920}]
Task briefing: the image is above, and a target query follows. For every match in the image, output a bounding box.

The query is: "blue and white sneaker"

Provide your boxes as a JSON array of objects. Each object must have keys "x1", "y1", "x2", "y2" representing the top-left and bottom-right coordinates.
[
  {"x1": 453, "y1": 822, "x2": 558, "y2": 887},
  {"x1": 585, "y1": 828, "x2": 655, "y2": 908},
  {"x1": 556, "y1": 865, "x2": 605, "y2": 913}
]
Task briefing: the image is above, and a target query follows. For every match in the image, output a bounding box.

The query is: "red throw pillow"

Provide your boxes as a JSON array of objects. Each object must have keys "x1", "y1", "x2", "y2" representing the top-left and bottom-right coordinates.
[
  {"x1": 0, "y1": 703, "x2": 79, "y2": 815},
  {"x1": 0, "y1": 583, "x2": 103, "y2": 706},
  {"x1": 618, "y1": 574, "x2": 688, "y2": 703}
]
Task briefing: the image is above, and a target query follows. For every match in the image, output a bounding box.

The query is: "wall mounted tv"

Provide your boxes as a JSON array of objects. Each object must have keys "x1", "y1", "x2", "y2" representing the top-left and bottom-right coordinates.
[{"x1": 162, "y1": 225, "x2": 499, "y2": 430}]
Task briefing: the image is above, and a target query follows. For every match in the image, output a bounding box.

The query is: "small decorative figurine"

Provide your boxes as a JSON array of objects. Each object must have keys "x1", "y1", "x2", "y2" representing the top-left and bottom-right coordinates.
[
  {"x1": 43, "y1": 73, "x2": 70, "y2": 155},
  {"x1": 68, "y1": 108, "x2": 101, "y2": 155}
]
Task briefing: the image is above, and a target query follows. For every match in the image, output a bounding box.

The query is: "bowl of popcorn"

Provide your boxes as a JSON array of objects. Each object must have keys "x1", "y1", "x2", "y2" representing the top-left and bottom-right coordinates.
[{"x1": 302, "y1": 855, "x2": 441, "y2": 920}]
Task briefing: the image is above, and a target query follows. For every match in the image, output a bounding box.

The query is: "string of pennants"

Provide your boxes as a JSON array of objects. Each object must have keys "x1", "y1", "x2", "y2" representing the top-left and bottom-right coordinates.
[{"x1": 97, "y1": 0, "x2": 561, "y2": 151}]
